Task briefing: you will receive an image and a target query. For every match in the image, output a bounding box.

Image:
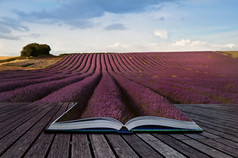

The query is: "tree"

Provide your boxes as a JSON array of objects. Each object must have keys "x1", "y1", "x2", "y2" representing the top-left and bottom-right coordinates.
[{"x1": 20, "y1": 43, "x2": 51, "y2": 57}]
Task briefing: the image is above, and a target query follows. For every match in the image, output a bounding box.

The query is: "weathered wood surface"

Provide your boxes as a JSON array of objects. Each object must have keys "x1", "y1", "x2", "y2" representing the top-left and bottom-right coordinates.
[{"x1": 0, "y1": 103, "x2": 238, "y2": 158}]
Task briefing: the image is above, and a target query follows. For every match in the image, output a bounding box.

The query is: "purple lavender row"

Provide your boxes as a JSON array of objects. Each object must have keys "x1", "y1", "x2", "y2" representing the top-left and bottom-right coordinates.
[
  {"x1": 80, "y1": 73, "x2": 134, "y2": 124},
  {"x1": 0, "y1": 54, "x2": 87, "y2": 83},
  {"x1": 74, "y1": 53, "x2": 94, "y2": 74},
  {"x1": 0, "y1": 54, "x2": 90, "y2": 91},
  {"x1": 154, "y1": 77, "x2": 238, "y2": 103},
  {"x1": 0, "y1": 54, "x2": 71, "y2": 79},
  {"x1": 124, "y1": 53, "x2": 147, "y2": 72},
  {"x1": 74, "y1": 54, "x2": 92, "y2": 73},
  {"x1": 55, "y1": 53, "x2": 92, "y2": 74},
  {"x1": 43, "y1": 53, "x2": 72, "y2": 70},
  {"x1": 136, "y1": 71, "x2": 238, "y2": 103},
  {"x1": 117, "y1": 54, "x2": 133, "y2": 72},
  {"x1": 119, "y1": 53, "x2": 139, "y2": 73},
  {"x1": 39, "y1": 72, "x2": 101, "y2": 102},
  {"x1": 110, "y1": 73, "x2": 190, "y2": 121},
  {"x1": 101, "y1": 54, "x2": 107, "y2": 72},
  {"x1": 128, "y1": 53, "x2": 152, "y2": 72},
  {"x1": 110, "y1": 53, "x2": 126, "y2": 73},
  {"x1": 0, "y1": 73, "x2": 91, "y2": 102},
  {"x1": 165, "y1": 77, "x2": 238, "y2": 94},
  {"x1": 135, "y1": 54, "x2": 162, "y2": 71},
  {"x1": 0, "y1": 71, "x2": 62, "y2": 82},
  {"x1": 0, "y1": 55, "x2": 73, "y2": 80},
  {"x1": 39, "y1": 54, "x2": 101, "y2": 102},
  {"x1": 126, "y1": 75, "x2": 220, "y2": 104},
  {"x1": 0, "y1": 73, "x2": 79, "y2": 93},
  {"x1": 0, "y1": 54, "x2": 97, "y2": 102},
  {"x1": 44, "y1": 54, "x2": 78, "y2": 71},
  {"x1": 55, "y1": 54, "x2": 82, "y2": 71},
  {"x1": 67, "y1": 54, "x2": 87, "y2": 72},
  {"x1": 58, "y1": 54, "x2": 87, "y2": 72},
  {"x1": 106, "y1": 54, "x2": 190, "y2": 120},
  {"x1": 109, "y1": 53, "x2": 220, "y2": 104},
  {"x1": 108, "y1": 54, "x2": 120, "y2": 72},
  {"x1": 122, "y1": 53, "x2": 238, "y2": 103}
]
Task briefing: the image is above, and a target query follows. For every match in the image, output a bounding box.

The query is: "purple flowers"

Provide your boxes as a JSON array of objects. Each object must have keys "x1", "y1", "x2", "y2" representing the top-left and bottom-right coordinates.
[{"x1": 0, "y1": 52, "x2": 237, "y2": 106}]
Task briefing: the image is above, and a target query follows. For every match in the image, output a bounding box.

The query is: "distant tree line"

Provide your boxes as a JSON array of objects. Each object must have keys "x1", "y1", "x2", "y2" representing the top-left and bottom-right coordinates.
[{"x1": 21, "y1": 43, "x2": 51, "y2": 57}]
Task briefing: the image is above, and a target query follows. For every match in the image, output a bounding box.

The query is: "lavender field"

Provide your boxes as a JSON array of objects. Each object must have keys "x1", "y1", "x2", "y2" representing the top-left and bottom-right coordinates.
[{"x1": 0, "y1": 52, "x2": 237, "y2": 120}]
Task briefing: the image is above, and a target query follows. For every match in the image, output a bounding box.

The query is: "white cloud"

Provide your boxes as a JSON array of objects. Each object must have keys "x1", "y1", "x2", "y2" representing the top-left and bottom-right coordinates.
[
  {"x1": 211, "y1": 43, "x2": 238, "y2": 49},
  {"x1": 108, "y1": 42, "x2": 120, "y2": 48},
  {"x1": 172, "y1": 39, "x2": 191, "y2": 46},
  {"x1": 107, "y1": 42, "x2": 131, "y2": 51},
  {"x1": 154, "y1": 30, "x2": 168, "y2": 39},
  {"x1": 190, "y1": 40, "x2": 207, "y2": 46},
  {"x1": 171, "y1": 39, "x2": 238, "y2": 50}
]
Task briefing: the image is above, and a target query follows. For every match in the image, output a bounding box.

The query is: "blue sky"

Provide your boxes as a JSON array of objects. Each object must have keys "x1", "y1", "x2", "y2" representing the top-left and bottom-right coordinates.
[{"x1": 0, "y1": 0, "x2": 238, "y2": 56}]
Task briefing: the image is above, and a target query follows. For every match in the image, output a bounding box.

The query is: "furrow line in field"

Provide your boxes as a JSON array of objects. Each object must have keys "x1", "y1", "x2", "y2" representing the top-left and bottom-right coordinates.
[
  {"x1": 0, "y1": 54, "x2": 91, "y2": 93},
  {"x1": 80, "y1": 57, "x2": 134, "y2": 124},
  {"x1": 0, "y1": 55, "x2": 72, "y2": 80},
  {"x1": 111, "y1": 54, "x2": 126, "y2": 73},
  {"x1": 120, "y1": 54, "x2": 140, "y2": 72},
  {"x1": 60, "y1": 54, "x2": 82, "y2": 71},
  {"x1": 49, "y1": 54, "x2": 78, "y2": 71},
  {"x1": 106, "y1": 53, "x2": 190, "y2": 120},
  {"x1": 117, "y1": 54, "x2": 133, "y2": 72},
  {"x1": 39, "y1": 53, "x2": 101, "y2": 102},
  {"x1": 124, "y1": 53, "x2": 146, "y2": 72},
  {"x1": 113, "y1": 53, "x2": 131, "y2": 73},
  {"x1": 0, "y1": 54, "x2": 96, "y2": 102}
]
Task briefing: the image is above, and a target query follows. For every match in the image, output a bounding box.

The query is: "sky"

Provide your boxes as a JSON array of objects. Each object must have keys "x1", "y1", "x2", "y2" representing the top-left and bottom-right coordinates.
[{"x1": 0, "y1": 0, "x2": 238, "y2": 56}]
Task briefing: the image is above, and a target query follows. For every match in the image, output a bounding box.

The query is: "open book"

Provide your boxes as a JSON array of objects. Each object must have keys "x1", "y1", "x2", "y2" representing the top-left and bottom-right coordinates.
[{"x1": 46, "y1": 103, "x2": 203, "y2": 133}]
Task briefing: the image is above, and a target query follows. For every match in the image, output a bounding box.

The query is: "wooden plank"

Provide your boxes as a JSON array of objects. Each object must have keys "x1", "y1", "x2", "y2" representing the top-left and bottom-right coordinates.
[
  {"x1": 89, "y1": 134, "x2": 116, "y2": 158},
  {"x1": 195, "y1": 138, "x2": 238, "y2": 157},
  {"x1": 0, "y1": 102, "x2": 28, "y2": 113},
  {"x1": 0, "y1": 102, "x2": 35, "y2": 121},
  {"x1": 199, "y1": 131, "x2": 221, "y2": 139},
  {"x1": 71, "y1": 134, "x2": 92, "y2": 158},
  {"x1": 214, "y1": 138, "x2": 238, "y2": 150},
  {"x1": 176, "y1": 105, "x2": 238, "y2": 137},
  {"x1": 184, "y1": 113, "x2": 238, "y2": 137},
  {"x1": 105, "y1": 134, "x2": 139, "y2": 158},
  {"x1": 180, "y1": 106, "x2": 238, "y2": 123},
  {"x1": 0, "y1": 103, "x2": 49, "y2": 139},
  {"x1": 137, "y1": 133, "x2": 186, "y2": 158},
  {"x1": 177, "y1": 105, "x2": 238, "y2": 122},
  {"x1": 47, "y1": 134, "x2": 71, "y2": 158},
  {"x1": 177, "y1": 104, "x2": 238, "y2": 145},
  {"x1": 153, "y1": 134, "x2": 210, "y2": 158},
  {"x1": 179, "y1": 104, "x2": 238, "y2": 112},
  {"x1": 175, "y1": 104, "x2": 238, "y2": 118},
  {"x1": 24, "y1": 102, "x2": 69, "y2": 158},
  {"x1": 169, "y1": 134, "x2": 190, "y2": 140},
  {"x1": 0, "y1": 102, "x2": 58, "y2": 157},
  {"x1": 170, "y1": 135, "x2": 233, "y2": 158},
  {"x1": 0, "y1": 102, "x2": 12, "y2": 108},
  {"x1": 189, "y1": 112, "x2": 238, "y2": 129},
  {"x1": 0, "y1": 102, "x2": 46, "y2": 125},
  {"x1": 47, "y1": 102, "x2": 75, "y2": 158},
  {"x1": 198, "y1": 125, "x2": 238, "y2": 143},
  {"x1": 184, "y1": 133, "x2": 206, "y2": 139},
  {"x1": 122, "y1": 134, "x2": 163, "y2": 158},
  {"x1": 185, "y1": 132, "x2": 238, "y2": 157},
  {"x1": 0, "y1": 103, "x2": 237, "y2": 158},
  {"x1": 176, "y1": 104, "x2": 238, "y2": 112},
  {"x1": 176, "y1": 105, "x2": 238, "y2": 122},
  {"x1": 199, "y1": 127, "x2": 238, "y2": 149}
]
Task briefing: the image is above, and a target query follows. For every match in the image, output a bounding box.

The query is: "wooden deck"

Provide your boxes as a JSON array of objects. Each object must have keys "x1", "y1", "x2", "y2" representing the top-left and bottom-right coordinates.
[{"x1": 0, "y1": 103, "x2": 238, "y2": 158}]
